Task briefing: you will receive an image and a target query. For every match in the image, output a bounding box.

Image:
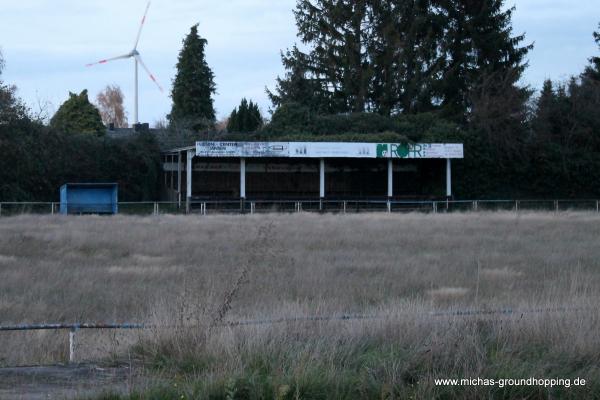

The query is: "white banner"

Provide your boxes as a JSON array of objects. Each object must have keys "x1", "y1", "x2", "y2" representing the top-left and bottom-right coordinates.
[
  {"x1": 289, "y1": 142, "x2": 375, "y2": 158},
  {"x1": 195, "y1": 142, "x2": 463, "y2": 159},
  {"x1": 195, "y1": 142, "x2": 289, "y2": 157},
  {"x1": 376, "y1": 143, "x2": 464, "y2": 159}
]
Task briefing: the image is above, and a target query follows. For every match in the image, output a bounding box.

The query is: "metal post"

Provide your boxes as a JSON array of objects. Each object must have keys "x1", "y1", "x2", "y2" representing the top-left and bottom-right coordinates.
[
  {"x1": 597, "y1": 200, "x2": 599, "y2": 213},
  {"x1": 387, "y1": 200, "x2": 391, "y2": 213},
  {"x1": 432, "y1": 201, "x2": 436, "y2": 213},
  {"x1": 319, "y1": 158, "x2": 325, "y2": 199},
  {"x1": 186, "y1": 150, "x2": 193, "y2": 214},
  {"x1": 343, "y1": 201, "x2": 347, "y2": 214},
  {"x1": 515, "y1": 200, "x2": 519, "y2": 212},
  {"x1": 134, "y1": 58, "x2": 139, "y2": 125},
  {"x1": 169, "y1": 155, "x2": 174, "y2": 192},
  {"x1": 250, "y1": 202, "x2": 255, "y2": 214},
  {"x1": 69, "y1": 328, "x2": 76, "y2": 363},
  {"x1": 446, "y1": 158, "x2": 452, "y2": 198},
  {"x1": 387, "y1": 159, "x2": 393, "y2": 198},
  {"x1": 0, "y1": 203, "x2": 2, "y2": 217},
  {"x1": 154, "y1": 202, "x2": 158, "y2": 216},
  {"x1": 240, "y1": 158, "x2": 246, "y2": 199},
  {"x1": 51, "y1": 202, "x2": 55, "y2": 215},
  {"x1": 555, "y1": 200, "x2": 559, "y2": 213},
  {"x1": 177, "y1": 152, "x2": 182, "y2": 209}
]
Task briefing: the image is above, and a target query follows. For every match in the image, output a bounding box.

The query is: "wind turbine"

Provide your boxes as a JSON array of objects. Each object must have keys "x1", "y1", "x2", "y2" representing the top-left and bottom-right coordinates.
[{"x1": 86, "y1": 1, "x2": 163, "y2": 126}]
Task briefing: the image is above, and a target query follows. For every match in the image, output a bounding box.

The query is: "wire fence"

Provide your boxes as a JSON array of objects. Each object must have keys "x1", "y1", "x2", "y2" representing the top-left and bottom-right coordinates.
[{"x1": 0, "y1": 199, "x2": 599, "y2": 217}]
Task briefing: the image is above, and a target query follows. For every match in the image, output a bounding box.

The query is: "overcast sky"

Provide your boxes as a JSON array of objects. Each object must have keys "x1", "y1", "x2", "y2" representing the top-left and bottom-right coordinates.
[{"x1": 0, "y1": 0, "x2": 598, "y2": 125}]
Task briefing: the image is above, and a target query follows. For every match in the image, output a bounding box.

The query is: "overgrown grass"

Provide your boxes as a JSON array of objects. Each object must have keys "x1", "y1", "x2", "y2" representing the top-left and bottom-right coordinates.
[{"x1": 1, "y1": 212, "x2": 600, "y2": 398}]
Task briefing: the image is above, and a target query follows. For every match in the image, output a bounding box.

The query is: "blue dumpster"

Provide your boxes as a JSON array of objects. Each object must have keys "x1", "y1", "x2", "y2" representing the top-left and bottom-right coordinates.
[{"x1": 59, "y1": 183, "x2": 118, "y2": 215}]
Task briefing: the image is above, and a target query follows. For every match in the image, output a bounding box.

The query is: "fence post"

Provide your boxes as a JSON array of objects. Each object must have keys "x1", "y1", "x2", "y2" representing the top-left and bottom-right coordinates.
[
  {"x1": 555, "y1": 200, "x2": 559, "y2": 213},
  {"x1": 387, "y1": 200, "x2": 391, "y2": 213},
  {"x1": 250, "y1": 202, "x2": 255, "y2": 214},
  {"x1": 69, "y1": 327, "x2": 77, "y2": 363},
  {"x1": 0, "y1": 203, "x2": 2, "y2": 217},
  {"x1": 51, "y1": 202, "x2": 55, "y2": 215},
  {"x1": 343, "y1": 201, "x2": 347, "y2": 214},
  {"x1": 597, "y1": 200, "x2": 599, "y2": 213},
  {"x1": 515, "y1": 200, "x2": 519, "y2": 213}
]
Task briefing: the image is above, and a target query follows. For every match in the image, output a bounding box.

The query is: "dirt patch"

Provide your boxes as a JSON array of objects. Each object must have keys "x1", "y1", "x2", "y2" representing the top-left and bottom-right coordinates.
[{"x1": 0, "y1": 363, "x2": 137, "y2": 400}]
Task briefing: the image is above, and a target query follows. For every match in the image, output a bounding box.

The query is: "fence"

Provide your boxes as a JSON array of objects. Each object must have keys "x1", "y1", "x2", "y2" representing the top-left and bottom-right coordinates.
[
  {"x1": 0, "y1": 199, "x2": 599, "y2": 217},
  {"x1": 0, "y1": 306, "x2": 585, "y2": 364}
]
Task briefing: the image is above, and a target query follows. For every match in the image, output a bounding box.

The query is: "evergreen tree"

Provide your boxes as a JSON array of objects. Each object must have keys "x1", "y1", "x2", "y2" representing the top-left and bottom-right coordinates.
[
  {"x1": 50, "y1": 90, "x2": 105, "y2": 135},
  {"x1": 227, "y1": 98, "x2": 263, "y2": 132},
  {"x1": 369, "y1": 0, "x2": 443, "y2": 115},
  {"x1": 169, "y1": 24, "x2": 216, "y2": 131},
  {"x1": 270, "y1": 0, "x2": 529, "y2": 120},
  {"x1": 584, "y1": 23, "x2": 600, "y2": 80},
  {"x1": 270, "y1": 0, "x2": 373, "y2": 114},
  {"x1": 434, "y1": 0, "x2": 532, "y2": 122},
  {"x1": 267, "y1": 46, "x2": 333, "y2": 113}
]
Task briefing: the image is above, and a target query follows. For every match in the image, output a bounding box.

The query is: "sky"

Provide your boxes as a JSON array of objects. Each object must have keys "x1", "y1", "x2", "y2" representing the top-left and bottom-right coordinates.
[{"x1": 0, "y1": 0, "x2": 598, "y2": 125}]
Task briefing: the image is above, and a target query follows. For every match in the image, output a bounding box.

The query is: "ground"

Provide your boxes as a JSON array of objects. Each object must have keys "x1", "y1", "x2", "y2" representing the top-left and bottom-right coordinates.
[{"x1": 0, "y1": 212, "x2": 599, "y2": 399}]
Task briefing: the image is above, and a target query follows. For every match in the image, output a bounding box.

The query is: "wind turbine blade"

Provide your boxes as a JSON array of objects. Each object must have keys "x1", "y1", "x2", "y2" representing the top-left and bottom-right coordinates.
[
  {"x1": 85, "y1": 53, "x2": 132, "y2": 67},
  {"x1": 135, "y1": 54, "x2": 164, "y2": 92},
  {"x1": 133, "y1": 1, "x2": 151, "y2": 50}
]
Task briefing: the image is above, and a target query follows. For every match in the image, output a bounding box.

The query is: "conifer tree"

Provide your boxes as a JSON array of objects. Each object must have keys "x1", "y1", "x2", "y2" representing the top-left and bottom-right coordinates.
[
  {"x1": 434, "y1": 0, "x2": 532, "y2": 122},
  {"x1": 169, "y1": 24, "x2": 216, "y2": 131},
  {"x1": 227, "y1": 98, "x2": 263, "y2": 132},
  {"x1": 50, "y1": 90, "x2": 105, "y2": 135},
  {"x1": 584, "y1": 23, "x2": 600, "y2": 80}
]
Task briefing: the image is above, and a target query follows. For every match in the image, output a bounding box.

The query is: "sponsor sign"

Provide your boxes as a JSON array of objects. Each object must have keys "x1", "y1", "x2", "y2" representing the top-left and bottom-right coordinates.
[
  {"x1": 196, "y1": 142, "x2": 289, "y2": 157},
  {"x1": 289, "y1": 142, "x2": 374, "y2": 158},
  {"x1": 195, "y1": 142, "x2": 463, "y2": 159},
  {"x1": 376, "y1": 143, "x2": 463, "y2": 159}
]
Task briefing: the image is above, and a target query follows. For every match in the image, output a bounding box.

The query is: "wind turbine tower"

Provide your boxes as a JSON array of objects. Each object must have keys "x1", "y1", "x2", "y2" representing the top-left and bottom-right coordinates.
[{"x1": 86, "y1": 1, "x2": 163, "y2": 126}]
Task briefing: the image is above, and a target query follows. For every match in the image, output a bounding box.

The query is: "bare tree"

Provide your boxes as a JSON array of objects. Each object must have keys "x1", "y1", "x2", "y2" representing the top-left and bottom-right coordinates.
[{"x1": 96, "y1": 85, "x2": 128, "y2": 128}]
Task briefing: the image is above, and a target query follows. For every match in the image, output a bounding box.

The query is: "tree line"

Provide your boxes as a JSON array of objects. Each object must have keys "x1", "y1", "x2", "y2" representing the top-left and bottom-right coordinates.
[{"x1": 1, "y1": 1, "x2": 599, "y2": 200}]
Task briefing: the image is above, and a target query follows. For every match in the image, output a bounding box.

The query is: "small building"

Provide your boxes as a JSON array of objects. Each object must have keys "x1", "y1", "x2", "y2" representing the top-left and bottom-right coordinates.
[
  {"x1": 161, "y1": 141, "x2": 464, "y2": 208},
  {"x1": 59, "y1": 183, "x2": 118, "y2": 215}
]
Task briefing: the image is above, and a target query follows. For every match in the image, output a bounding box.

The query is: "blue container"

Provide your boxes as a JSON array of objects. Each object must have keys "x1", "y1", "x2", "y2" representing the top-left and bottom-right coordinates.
[{"x1": 59, "y1": 183, "x2": 118, "y2": 215}]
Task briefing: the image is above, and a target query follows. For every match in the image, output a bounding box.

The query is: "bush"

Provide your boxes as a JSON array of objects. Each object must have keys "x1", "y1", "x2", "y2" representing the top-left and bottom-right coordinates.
[{"x1": 0, "y1": 126, "x2": 161, "y2": 201}]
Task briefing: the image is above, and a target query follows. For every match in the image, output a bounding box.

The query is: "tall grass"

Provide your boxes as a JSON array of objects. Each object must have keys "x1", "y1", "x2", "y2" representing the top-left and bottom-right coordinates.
[{"x1": 1, "y1": 212, "x2": 599, "y2": 398}]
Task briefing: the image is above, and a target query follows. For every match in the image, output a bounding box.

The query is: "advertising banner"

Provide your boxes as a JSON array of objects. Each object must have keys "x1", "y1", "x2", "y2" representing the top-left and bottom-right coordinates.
[
  {"x1": 196, "y1": 142, "x2": 289, "y2": 157},
  {"x1": 195, "y1": 142, "x2": 463, "y2": 159},
  {"x1": 376, "y1": 143, "x2": 464, "y2": 159},
  {"x1": 289, "y1": 142, "x2": 376, "y2": 158}
]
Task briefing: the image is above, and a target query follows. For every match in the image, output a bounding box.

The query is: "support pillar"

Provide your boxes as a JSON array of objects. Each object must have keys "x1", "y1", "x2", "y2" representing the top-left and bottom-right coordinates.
[
  {"x1": 186, "y1": 150, "x2": 193, "y2": 213},
  {"x1": 319, "y1": 158, "x2": 325, "y2": 199},
  {"x1": 240, "y1": 158, "x2": 246, "y2": 199},
  {"x1": 177, "y1": 152, "x2": 182, "y2": 208},
  {"x1": 170, "y1": 155, "x2": 174, "y2": 191},
  {"x1": 446, "y1": 158, "x2": 452, "y2": 198},
  {"x1": 387, "y1": 159, "x2": 393, "y2": 198}
]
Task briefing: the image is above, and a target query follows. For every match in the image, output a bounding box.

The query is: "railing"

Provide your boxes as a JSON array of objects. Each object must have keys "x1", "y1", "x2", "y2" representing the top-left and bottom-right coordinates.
[
  {"x1": 1, "y1": 305, "x2": 586, "y2": 364},
  {"x1": 0, "y1": 323, "x2": 144, "y2": 363},
  {"x1": 0, "y1": 199, "x2": 599, "y2": 217}
]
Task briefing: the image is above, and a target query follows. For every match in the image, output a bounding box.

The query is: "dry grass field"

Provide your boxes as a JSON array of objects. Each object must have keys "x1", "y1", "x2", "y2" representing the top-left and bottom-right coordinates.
[{"x1": 1, "y1": 212, "x2": 600, "y2": 399}]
